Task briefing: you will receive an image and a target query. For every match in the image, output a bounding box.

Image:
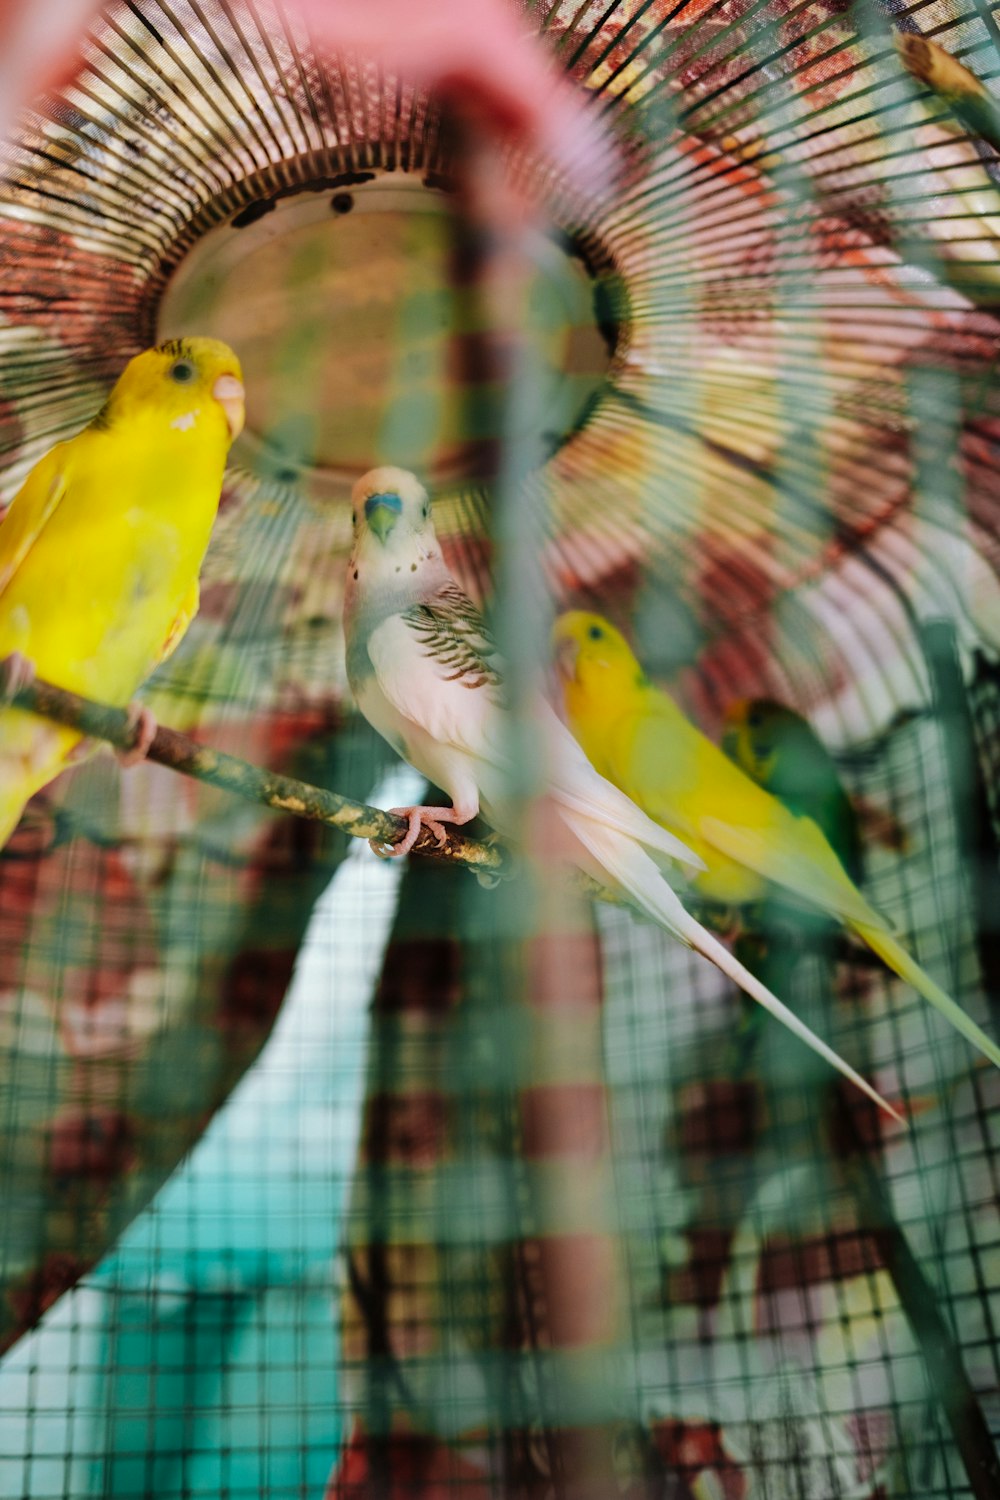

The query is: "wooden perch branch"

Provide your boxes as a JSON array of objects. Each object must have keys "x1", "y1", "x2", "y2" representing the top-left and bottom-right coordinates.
[{"x1": 10, "y1": 675, "x2": 510, "y2": 878}]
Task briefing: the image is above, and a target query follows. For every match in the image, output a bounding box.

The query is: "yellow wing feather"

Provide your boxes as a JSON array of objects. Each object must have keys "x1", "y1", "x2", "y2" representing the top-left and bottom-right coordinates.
[
  {"x1": 0, "y1": 448, "x2": 68, "y2": 604},
  {"x1": 158, "y1": 579, "x2": 200, "y2": 666},
  {"x1": 698, "y1": 813, "x2": 889, "y2": 932}
]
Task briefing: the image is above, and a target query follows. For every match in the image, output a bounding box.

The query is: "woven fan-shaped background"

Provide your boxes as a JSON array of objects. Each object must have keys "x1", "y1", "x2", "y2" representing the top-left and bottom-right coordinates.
[{"x1": 1, "y1": 1, "x2": 1000, "y2": 1496}]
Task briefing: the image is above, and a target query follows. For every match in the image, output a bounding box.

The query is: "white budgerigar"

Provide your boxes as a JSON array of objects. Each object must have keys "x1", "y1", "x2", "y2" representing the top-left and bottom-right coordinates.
[{"x1": 342, "y1": 467, "x2": 899, "y2": 1120}]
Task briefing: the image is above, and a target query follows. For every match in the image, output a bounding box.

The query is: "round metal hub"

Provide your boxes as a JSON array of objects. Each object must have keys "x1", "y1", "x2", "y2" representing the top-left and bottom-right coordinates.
[{"x1": 158, "y1": 172, "x2": 614, "y2": 494}]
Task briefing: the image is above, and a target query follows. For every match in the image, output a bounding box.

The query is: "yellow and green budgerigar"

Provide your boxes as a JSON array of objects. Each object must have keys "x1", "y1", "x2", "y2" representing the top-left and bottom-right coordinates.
[
  {"x1": 552, "y1": 610, "x2": 1000, "y2": 1071},
  {"x1": 0, "y1": 336, "x2": 245, "y2": 848},
  {"x1": 721, "y1": 695, "x2": 866, "y2": 1069},
  {"x1": 721, "y1": 697, "x2": 864, "y2": 885}
]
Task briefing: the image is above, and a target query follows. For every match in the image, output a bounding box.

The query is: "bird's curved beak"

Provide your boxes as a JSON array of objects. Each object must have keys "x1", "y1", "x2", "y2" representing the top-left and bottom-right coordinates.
[
  {"x1": 364, "y1": 491, "x2": 402, "y2": 544},
  {"x1": 213, "y1": 373, "x2": 246, "y2": 442},
  {"x1": 554, "y1": 633, "x2": 579, "y2": 682}
]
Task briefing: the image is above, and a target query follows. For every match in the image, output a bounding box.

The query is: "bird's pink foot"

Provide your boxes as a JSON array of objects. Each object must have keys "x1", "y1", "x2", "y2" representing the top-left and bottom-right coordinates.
[
  {"x1": 370, "y1": 805, "x2": 471, "y2": 859},
  {"x1": 116, "y1": 703, "x2": 157, "y2": 768},
  {"x1": 0, "y1": 651, "x2": 36, "y2": 703}
]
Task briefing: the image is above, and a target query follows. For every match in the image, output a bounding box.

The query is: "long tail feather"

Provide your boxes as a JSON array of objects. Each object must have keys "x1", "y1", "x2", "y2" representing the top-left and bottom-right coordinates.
[
  {"x1": 542, "y1": 707, "x2": 705, "y2": 873},
  {"x1": 679, "y1": 915, "x2": 902, "y2": 1122},
  {"x1": 855, "y1": 921, "x2": 1000, "y2": 1069},
  {"x1": 567, "y1": 812, "x2": 902, "y2": 1122}
]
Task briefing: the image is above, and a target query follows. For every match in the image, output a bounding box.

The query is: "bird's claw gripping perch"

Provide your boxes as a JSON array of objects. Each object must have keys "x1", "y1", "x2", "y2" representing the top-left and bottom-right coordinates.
[
  {"x1": 369, "y1": 806, "x2": 465, "y2": 859},
  {"x1": 0, "y1": 651, "x2": 36, "y2": 703},
  {"x1": 116, "y1": 703, "x2": 158, "y2": 768}
]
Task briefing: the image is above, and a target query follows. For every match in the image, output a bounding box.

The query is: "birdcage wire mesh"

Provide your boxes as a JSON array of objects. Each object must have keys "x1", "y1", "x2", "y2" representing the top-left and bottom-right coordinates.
[{"x1": 1, "y1": 0, "x2": 1000, "y2": 1495}]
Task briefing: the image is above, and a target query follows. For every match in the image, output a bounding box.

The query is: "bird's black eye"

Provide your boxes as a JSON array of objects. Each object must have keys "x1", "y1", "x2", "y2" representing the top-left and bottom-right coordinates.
[
  {"x1": 169, "y1": 359, "x2": 196, "y2": 384},
  {"x1": 748, "y1": 709, "x2": 763, "y2": 729},
  {"x1": 422, "y1": 505, "x2": 429, "y2": 519},
  {"x1": 588, "y1": 624, "x2": 603, "y2": 641}
]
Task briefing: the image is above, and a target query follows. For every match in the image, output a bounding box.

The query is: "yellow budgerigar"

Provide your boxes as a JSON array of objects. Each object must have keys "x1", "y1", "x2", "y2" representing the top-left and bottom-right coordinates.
[
  {"x1": 552, "y1": 610, "x2": 1000, "y2": 1072},
  {"x1": 0, "y1": 337, "x2": 245, "y2": 848}
]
